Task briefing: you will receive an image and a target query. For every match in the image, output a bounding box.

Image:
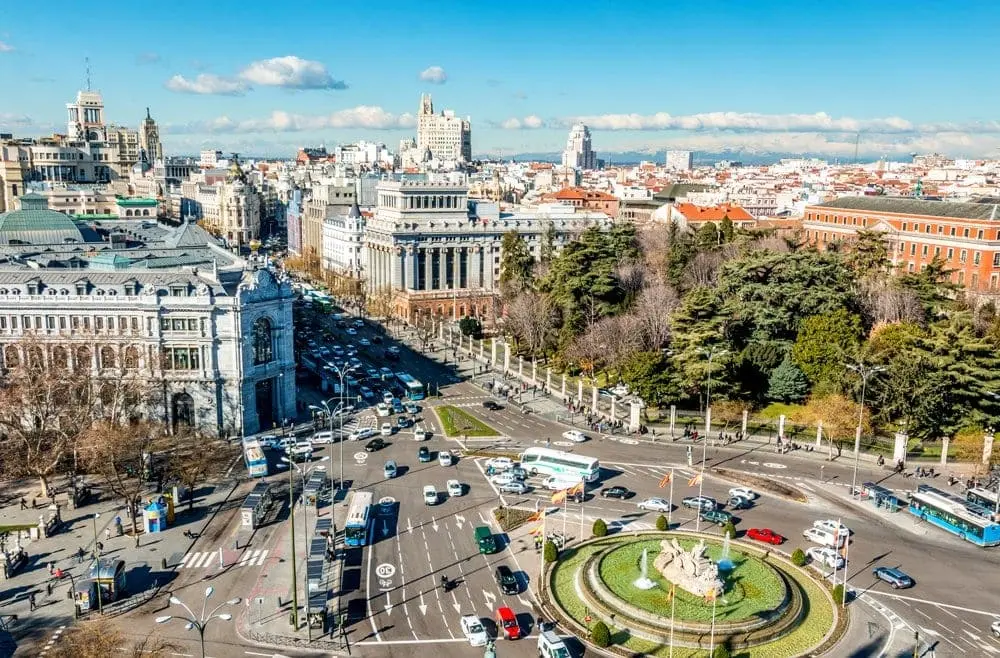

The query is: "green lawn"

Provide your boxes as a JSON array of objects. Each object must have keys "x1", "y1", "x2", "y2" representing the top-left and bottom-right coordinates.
[
  {"x1": 434, "y1": 405, "x2": 500, "y2": 437},
  {"x1": 0, "y1": 524, "x2": 36, "y2": 534},
  {"x1": 548, "y1": 536, "x2": 838, "y2": 658}
]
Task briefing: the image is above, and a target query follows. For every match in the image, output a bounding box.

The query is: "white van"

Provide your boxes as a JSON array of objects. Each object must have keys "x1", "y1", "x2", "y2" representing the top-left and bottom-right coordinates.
[
  {"x1": 543, "y1": 475, "x2": 581, "y2": 491},
  {"x1": 348, "y1": 427, "x2": 375, "y2": 441},
  {"x1": 423, "y1": 485, "x2": 438, "y2": 505},
  {"x1": 802, "y1": 526, "x2": 848, "y2": 548},
  {"x1": 538, "y1": 630, "x2": 569, "y2": 658},
  {"x1": 310, "y1": 431, "x2": 335, "y2": 444},
  {"x1": 439, "y1": 452, "x2": 454, "y2": 467}
]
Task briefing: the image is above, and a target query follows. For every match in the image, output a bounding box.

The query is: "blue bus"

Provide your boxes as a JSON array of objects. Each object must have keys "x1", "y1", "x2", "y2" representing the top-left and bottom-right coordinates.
[
  {"x1": 395, "y1": 372, "x2": 425, "y2": 401},
  {"x1": 344, "y1": 491, "x2": 375, "y2": 547},
  {"x1": 243, "y1": 439, "x2": 269, "y2": 478},
  {"x1": 908, "y1": 484, "x2": 1000, "y2": 547}
]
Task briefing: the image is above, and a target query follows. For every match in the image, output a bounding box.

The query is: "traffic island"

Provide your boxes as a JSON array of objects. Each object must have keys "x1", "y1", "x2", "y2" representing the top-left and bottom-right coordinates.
[
  {"x1": 542, "y1": 531, "x2": 841, "y2": 657},
  {"x1": 434, "y1": 405, "x2": 500, "y2": 437}
]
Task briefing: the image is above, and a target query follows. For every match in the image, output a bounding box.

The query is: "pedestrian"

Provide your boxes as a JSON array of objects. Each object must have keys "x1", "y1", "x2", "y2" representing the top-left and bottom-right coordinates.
[
  {"x1": 19, "y1": 498, "x2": 27, "y2": 510},
  {"x1": 105, "y1": 527, "x2": 111, "y2": 541},
  {"x1": 76, "y1": 547, "x2": 85, "y2": 563},
  {"x1": 537, "y1": 615, "x2": 545, "y2": 631},
  {"x1": 46, "y1": 581, "x2": 52, "y2": 597},
  {"x1": 48, "y1": 562, "x2": 55, "y2": 576},
  {"x1": 29, "y1": 593, "x2": 36, "y2": 611}
]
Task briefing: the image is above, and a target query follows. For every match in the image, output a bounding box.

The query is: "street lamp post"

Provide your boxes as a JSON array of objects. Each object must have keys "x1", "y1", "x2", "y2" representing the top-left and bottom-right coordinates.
[
  {"x1": 309, "y1": 397, "x2": 344, "y2": 503},
  {"x1": 846, "y1": 362, "x2": 886, "y2": 497},
  {"x1": 155, "y1": 586, "x2": 240, "y2": 658},
  {"x1": 282, "y1": 455, "x2": 329, "y2": 642},
  {"x1": 91, "y1": 512, "x2": 102, "y2": 614},
  {"x1": 696, "y1": 348, "x2": 727, "y2": 532},
  {"x1": 324, "y1": 363, "x2": 360, "y2": 491}
]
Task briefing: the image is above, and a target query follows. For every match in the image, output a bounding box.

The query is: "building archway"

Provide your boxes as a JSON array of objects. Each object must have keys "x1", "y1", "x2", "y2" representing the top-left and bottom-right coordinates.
[
  {"x1": 172, "y1": 392, "x2": 195, "y2": 431},
  {"x1": 255, "y1": 379, "x2": 275, "y2": 430},
  {"x1": 252, "y1": 317, "x2": 274, "y2": 365}
]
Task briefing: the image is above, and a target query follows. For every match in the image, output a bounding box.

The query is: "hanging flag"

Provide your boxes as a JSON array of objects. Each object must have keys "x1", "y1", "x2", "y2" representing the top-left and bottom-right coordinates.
[
  {"x1": 687, "y1": 473, "x2": 702, "y2": 487},
  {"x1": 551, "y1": 489, "x2": 567, "y2": 505},
  {"x1": 658, "y1": 472, "x2": 671, "y2": 488},
  {"x1": 526, "y1": 511, "x2": 542, "y2": 524},
  {"x1": 568, "y1": 481, "x2": 585, "y2": 496},
  {"x1": 666, "y1": 584, "x2": 675, "y2": 601},
  {"x1": 528, "y1": 523, "x2": 544, "y2": 535},
  {"x1": 704, "y1": 587, "x2": 717, "y2": 602}
]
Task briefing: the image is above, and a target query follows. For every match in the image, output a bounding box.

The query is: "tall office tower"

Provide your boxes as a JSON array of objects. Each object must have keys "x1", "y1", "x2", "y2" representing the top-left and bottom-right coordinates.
[
  {"x1": 416, "y1": 94, "x2": 472, "y2": 162},
  {"x1": 561, "y1": 124, "x2": 596, "y2": 170},
  {"x1": 666, "y1": 150, "x2": 693, "y2": 171}
]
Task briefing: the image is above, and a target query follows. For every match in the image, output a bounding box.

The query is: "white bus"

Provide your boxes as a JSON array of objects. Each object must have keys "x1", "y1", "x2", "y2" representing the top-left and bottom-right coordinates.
[
  {"x1": 344, "y1": 491, "x2": 375, "y2": 547},
  {"x1": 518, "y1": 447, "x2": 600, "y2": 482}
]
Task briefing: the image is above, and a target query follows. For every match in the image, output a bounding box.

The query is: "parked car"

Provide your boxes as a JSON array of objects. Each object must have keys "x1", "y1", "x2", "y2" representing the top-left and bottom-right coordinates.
[
  {"x1": 682, "y1": 496, "x2": 717, "y2": 511},
  {"x1": 543, "y1": 476, "x2": 580, "y2": 490},
  {"x1": 491, "y1": 472, "x2": 516, "y2": 486},
  {"x1": 348, "y1": 427, "x2": 376, "y2": 442},
  {"x1": 872, "y1": 566, "x2": 914, "y2": 589},
  {"x1": 487, "y1": 457, "x2": 514, "y2": 471},
  {"x1": 460, "y1": 615, "x2": 488, "y2": 647},
  {"x1": 499, "y1": 481, "x2": 529, "y2": 494},
  {"x1": 802, "y1": 527, "x2": 847, "y2": 548},
  {"x1": 808, "y1": 546, "x2": 845, "y2": 570},
  {"x1": 482, "y1": 400, "x2": 503, "y2": 411},
  {"x1": 359, "y1": 338, "x2": 371, "y2": 347},
  {"x1": 365, "y1": 438, "x2": 386, "y2": 452},
  {"x1": 353, "y1": 319, "x2": 364, "y2": 328},
  {"x1": 700, "y1": 509, "x2": 733, "y2": 526},
  {"x1": 360, "y1": 386, "x2": 375, "y2": 400},
  {"x1": 562, "y1": 430, "x2": 588, "y2": 443},
  {"x1": 745, "y1": 528, "x2": 785, "y2": 545},
  {"x1": 600, "y1": 486, "x2": 632, "y2": 499},
  {"x1": 494, "y1": 565, "x2": 519, "y2": 595},
  {"x1": 346, "y1": 327, "x2": 357, "y2": 335},
  {"x1": 637, "y1": 497, "x2": 672, "y2": 512},
  {"x1": 510, "y1": 466, "x2": 528, "y2": 481},
  {"x1": 814, "y1": 519, "x2": 852, "y2": 536},
  {"x1": 256, "y1": 435, "x2": 278, "y2": 449}
]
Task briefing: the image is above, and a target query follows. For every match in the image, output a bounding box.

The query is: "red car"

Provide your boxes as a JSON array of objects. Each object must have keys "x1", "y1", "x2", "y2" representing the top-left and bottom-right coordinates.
[
  {"x1": 746, "y1": 528, "x2": 785, "y2": 545},
  {"x1": 496, "y1": 607, "x2": 520, "y2": 640}
]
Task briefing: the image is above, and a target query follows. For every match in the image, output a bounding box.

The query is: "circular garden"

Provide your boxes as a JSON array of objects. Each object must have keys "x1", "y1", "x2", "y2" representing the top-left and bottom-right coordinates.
[{"x1": 545, "y1": 532, "x2": 839, "y2": 657}]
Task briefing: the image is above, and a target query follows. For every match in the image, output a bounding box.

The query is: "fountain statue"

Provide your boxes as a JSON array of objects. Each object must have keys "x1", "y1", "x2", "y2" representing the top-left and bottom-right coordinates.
[
  {"x1": 652, "y1": 538, "x2": 724, "y2": 598},
  {"x1": 718, "y1": 532, "x2": 734, "y2": 572},
  {"x1": 633, "y1": 547, "x2": 657, "y2": 590}
]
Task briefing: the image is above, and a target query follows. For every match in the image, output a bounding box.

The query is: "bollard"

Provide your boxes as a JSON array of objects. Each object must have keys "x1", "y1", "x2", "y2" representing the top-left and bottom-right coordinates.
[{"x1": 161, "y1": 557, "x2": 167, "y2": 570}]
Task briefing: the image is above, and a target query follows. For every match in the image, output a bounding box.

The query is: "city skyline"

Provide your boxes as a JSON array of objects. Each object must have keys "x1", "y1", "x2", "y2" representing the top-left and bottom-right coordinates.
[{"x1": 1, "y1": 0, "x2": 999, "y2": 158}]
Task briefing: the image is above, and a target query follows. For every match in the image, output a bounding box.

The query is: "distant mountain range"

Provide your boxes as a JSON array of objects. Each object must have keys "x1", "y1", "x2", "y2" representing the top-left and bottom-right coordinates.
[{"x1": 478, "y1": 149, "x2": 877, "y2": 166}]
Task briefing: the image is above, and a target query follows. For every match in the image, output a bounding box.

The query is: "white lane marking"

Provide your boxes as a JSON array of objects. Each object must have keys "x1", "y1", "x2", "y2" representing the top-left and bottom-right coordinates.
[
  {"x1": 915, "y1": 608, "x2": 931, "y2": 620},
  {"x1": 356, "y1": 638, "x2": 469, "y2": 645},
  {"x1": 865, "y1": 591, "x2": 999, "y2": 617}
]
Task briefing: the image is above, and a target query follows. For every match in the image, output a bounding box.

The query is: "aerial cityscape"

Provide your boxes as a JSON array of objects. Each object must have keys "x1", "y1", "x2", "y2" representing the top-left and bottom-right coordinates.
[{"x1": 2, "y1": 2, "x2": 1000, "y2": 657}]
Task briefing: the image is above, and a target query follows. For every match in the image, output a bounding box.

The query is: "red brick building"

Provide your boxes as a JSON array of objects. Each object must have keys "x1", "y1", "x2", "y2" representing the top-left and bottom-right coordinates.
[{"x1": 803, "y1": 197, "x2": 1000, "y2": 292}]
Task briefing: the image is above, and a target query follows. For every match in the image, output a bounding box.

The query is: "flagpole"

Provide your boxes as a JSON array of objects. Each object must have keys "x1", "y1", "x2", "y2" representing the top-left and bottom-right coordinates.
[
  {"x1": 668, "y1": 468, "x2": 674, "y2": 529},
  {"x1": 696, "y1": 461, "x2": 706, "y2": 531},
  {"x1": 580, "y1": 483, "x2": 585, "y2": 540},
  {"x1": 668, "y1": 585, "x2": 676, "y2": 658},
  {"x1": 538, "y1": 509, "x2": 546, "y2": 592},
  {"x1": 562, "y1": 490, "x2": 568, "y2": 538},
  {"x1": 841, "y1": 520, "x2": 850, "y2": 609},
  {"x1": 709, "y1": 593, "x2": 717, "y2": 653}
]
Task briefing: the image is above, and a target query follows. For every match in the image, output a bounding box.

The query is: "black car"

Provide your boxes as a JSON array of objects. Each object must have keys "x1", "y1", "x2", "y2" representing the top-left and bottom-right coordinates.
[
  {"x1": 482, "y1": 400, "x2": 503, "y2": 411},
  {"x1": 494, "y1": 565, "x2": 519, "y2": 595},
  {"x1": 510, "y1": 466, "x2": 528, "y2": 481},
  {"x1": 600, "y1": 486, "x2": 633, "y2": 500},
  {"x1": 365, "y1": 438, "x2": 386, "y2": 452},
  {"x1": 371, "y1": 335, "x2": 383, "y2": 344}
]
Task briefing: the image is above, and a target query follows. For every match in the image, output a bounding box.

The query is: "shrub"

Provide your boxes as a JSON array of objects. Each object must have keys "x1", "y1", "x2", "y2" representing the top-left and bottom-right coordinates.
[
  {"x1": 832, "y1": 583, "x2": 846, "y2": 605},
  {"x1": 791, "y1": 548, "x2": 807, "y2": 567},
  {"x1": 722, "y1": 521, "x2": 736, "y2": 539},
  {"x1": 655, "y1": 514, "x2": 668, "y2": 531},
  {"x1": 712, "y1": 642, "x2": 731, "y2": 658},
  {"x1": 590, "y1": 620, "x2": 611, "y2": 648},
  {"x1": 543, "y1": 540, "x2": 558, "y2": 563},
  {"x1": 592, "y1": 518, "x2": 608, "y2": 537}
]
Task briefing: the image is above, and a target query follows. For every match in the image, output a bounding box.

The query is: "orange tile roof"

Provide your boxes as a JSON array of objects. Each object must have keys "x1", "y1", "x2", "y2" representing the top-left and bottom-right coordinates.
[
  {"x1": 674, "y1": 202, "x2": 754, "y2": 222},
  {"x1": 553, "y1": 186, "x2": 617, "y2": 202}
]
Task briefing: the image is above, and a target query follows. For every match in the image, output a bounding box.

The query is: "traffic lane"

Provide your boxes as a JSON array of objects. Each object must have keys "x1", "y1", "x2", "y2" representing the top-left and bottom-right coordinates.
[{"x1": 453, "y1": 401, "x2": 573, "y2": 441}]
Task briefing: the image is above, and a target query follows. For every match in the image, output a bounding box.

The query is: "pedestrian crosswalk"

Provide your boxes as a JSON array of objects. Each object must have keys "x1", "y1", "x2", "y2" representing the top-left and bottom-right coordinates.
[{"x1": 178, "y1": 548, "x2": 269, "y2": 569}]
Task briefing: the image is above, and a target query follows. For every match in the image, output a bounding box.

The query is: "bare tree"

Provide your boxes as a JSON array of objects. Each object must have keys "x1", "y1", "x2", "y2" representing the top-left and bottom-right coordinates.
[
  {"x1": 366, "y1": 288, "x2": 395, "y2": 325},
  {"x1": 615, "y1": 260, "x2": 646, "y2": 299},
  {"x1": 858, "y1": 279, "x2": 925, "y2": 326},
  {"x1": 681, "y1": 250, "x2": 726, "y2": 289},
  {"x1": 504, "y1": 291, "x2": 558, "y2": 359},
  {"x1": 568, "y1": 315, "x2": 645, "y2": 382},
  {"x1": 632, "y1": 282, "x2": 679, "y2": 349},
  {"x1": 49, "y1": 618, "x2": 173, "y2": 658},
  {"x1": 636, "y1": 224, "x2": 673, "y2": 284},
  {"x1": 167, "y1": 429, "x2": 238, "y2": 512}
]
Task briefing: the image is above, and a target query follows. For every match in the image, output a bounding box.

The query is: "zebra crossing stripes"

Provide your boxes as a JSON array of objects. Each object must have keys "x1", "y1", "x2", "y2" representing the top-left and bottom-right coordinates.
[{"x1": 178, "y1": 548, "x2": 268, "y2": 569}]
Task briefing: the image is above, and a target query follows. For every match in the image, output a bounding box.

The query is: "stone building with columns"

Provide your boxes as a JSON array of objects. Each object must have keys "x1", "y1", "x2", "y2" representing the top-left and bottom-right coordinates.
[
  {"x1": 363, "y1": 179, "x2": 614, "y2": 323},
  {"x1": 0, "y1": 193, "x2": 294, "y2": 437}
]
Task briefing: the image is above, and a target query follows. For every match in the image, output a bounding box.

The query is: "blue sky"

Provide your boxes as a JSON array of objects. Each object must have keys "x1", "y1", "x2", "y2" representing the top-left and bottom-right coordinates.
[{"x1": 1, "y1": 0, "x2": 998, "y2": 158}]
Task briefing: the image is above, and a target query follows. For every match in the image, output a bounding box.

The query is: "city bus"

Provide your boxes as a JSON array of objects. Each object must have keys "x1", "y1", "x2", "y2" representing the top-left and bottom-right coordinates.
[
  {"x1": 908, "y1": 484, "x2": 1000, "y2": 547},
  {"x1": 518, "y1": 447, "x2": 601, "y2": 482},
  {"x1": 966, "y1": 486, "x2": 1000, "y2": 512},
  {"x1": 395, "y1": 372, "x2": 425, "y2": 401},
  {"x1": 243, "y1": 439, "x2": 269, "y2": 478},
  {"x1": 344, "y1": 491, "x2": 375, "y2": 547}
]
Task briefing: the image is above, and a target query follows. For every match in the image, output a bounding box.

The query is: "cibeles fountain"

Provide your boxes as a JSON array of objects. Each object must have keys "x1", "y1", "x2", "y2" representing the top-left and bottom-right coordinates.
[
  {"x1": 652, "y1": 537, "x2": 725, "y2": 598},
  {"x1": 632, "y1": 547, "x2": 657, "y2": 590}
]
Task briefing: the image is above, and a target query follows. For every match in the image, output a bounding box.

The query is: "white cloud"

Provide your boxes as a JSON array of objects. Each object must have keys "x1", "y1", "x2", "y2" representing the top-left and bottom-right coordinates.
[
  {"x1": 171, "y1": 106, "x2": 416, "y2": 134},
  {"x1": 165, "y1": 73, "x2": 248, "y2": 96},
  {"x1": 239, "y1": 56, "x2": 346, "y2": 90},
  {"x1": 557, "y1": 111, "x2": 916, "y2": 133},
  {"x1": 419, "y1": 66, "x2": 448, "y2": 84},
  {"x1": 499, "y1": 115, "x2": 545, "y2": 130},
  {"x1": 0, "y1": 41, "x2": 13, "y2": 53}
]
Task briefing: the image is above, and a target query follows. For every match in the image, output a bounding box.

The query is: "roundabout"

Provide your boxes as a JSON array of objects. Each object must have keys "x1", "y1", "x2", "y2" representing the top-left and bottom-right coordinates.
[{"x1": 543, "y1": 531, "x2": 841, "y2": 657}]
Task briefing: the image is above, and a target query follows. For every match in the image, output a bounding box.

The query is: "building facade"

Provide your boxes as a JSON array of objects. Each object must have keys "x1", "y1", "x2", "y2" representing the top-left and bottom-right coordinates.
[
  {"x1": 0, "y1": 195, "x2": 295, "y2": 436},
  {"x1": 416, "y1": 94, "x2": 472, "y2": 163},
  {"x1": 139, "y1": 108, "x2": 163, "y2": 164},
  {"x1": 561, "y1": 124, "x2": 596, "y2": 170},
  {"x1": 803, "y1": 196, "x2": 1000, "y2": 292},
  {"x1": 666, "y1": 150, "x2": 693, "y2": 172},
  {"x1": 181, "y1": 161, "x2": 262, "y2": 247},
  {"x1": 322, "y1": 203, "x2": 365, "y2": 277}
]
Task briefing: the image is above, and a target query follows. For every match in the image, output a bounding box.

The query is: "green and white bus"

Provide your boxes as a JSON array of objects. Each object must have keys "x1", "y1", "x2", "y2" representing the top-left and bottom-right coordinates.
[{"x1": 518, "y1": 447, "x2": 600, "y2": 482}]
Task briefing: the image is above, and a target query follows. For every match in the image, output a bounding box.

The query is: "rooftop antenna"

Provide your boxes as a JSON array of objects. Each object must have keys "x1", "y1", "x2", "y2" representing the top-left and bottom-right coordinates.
[{"x1": 85, "y1": 57, "x2": 92, "y2": 91}]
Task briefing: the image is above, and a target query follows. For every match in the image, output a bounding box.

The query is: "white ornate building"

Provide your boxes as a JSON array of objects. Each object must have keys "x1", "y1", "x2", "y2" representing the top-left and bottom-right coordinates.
[
  {"x1": 416, "y1": 94, "x2": 472, "y2": 163},
  {"x1": 321, "y1": 203, "x2": 365, "y2": 278},
  {"x1": 0, "y1": 194, "x2": 294, "y2": 436},
  {"x1": 561, "y1": 124, "x2": 596, "y2": 171}
]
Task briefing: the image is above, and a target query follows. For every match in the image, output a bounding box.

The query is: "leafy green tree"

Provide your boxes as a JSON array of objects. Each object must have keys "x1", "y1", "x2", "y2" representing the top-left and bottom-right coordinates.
[
  {"x1": 767, "y1": 357, "x2": 809, "y2": 403},
  {"x1": 539, "y1": 221, "x2": 556, "y2": 263},
  {"x1": 655, "y1": 515, "x2": 668, "y2": 531},
  {"x1": 499, "y1": 231, "x2": 534, "y2": 299},
  {"x1": 621, "y1": 350, "x2": 679, "y2": 407},
  {"x1": 844, "y1": 229, "x2": 891, "y2": 281},
  {"x1": 696, "y1": 221, "x2": 720, "y2": 250},
  {"x1": 899, "y1": 256, "x2": 957, "y2": 317},
  {"x1": 590, "y1": 621, "x2": 612, "y2": 648},
  {"x1": 592, "y1": 518, "x2": 608, "y2": 537},
  {"x1": 712, "y1": 643, "x2": 731, "y2": 658},
  {"x1": 543, "y1": 540, "x2": 558, "y2": 563},
  {"x1": 791, "y1": 548, "x2": 807, "y2": 566},
  {"x1": 666, "y1": 220, "x2": 697, "y2": 287},
  {"x1": 719, "y1": 216, "x2": 735, "y2": 243},
  {"x1": 722, "y1": 521, "x2": 736, "y2": 539},
  {"x1": 791, "y1": 308, "x2": 863, "y2": 393},
  {"x1": 832, "y1": 583, "x2": 846, "y2": 605},
  {"x1": 458, "y1": 316, "x2": 482, "y2": 338},
  {"x1": 668, "y1": 287, "x2": 732, "y2": 401}
]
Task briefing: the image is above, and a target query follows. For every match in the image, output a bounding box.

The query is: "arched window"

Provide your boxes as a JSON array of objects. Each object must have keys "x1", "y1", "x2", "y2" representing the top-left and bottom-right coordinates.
[
  {"x1": 4, "y1": 346, "x2": 19, "y2": 369},
  {"x1": 75, "y1": 346, "x2": 92, "y2": 372},
  {"x1": 142, "y1": 209, "x2": 150, "y2": 216},
  {"x1": 252, "y1": 317, "x2": 274, "y2": 365},
  {"x1": 172, "y1": 393, "x2": 195, "y2": 430},
  {"x1": 123, "y1": 346, "x2": 139, "y2": 370},
  {"x1": 27, "y1": 346, "x2": 43, "y2": 369},
  {"x1": 51, "y1": 346, "x2": 68, "y2": 369},
  {"x1": 125, "y1": 209, "x2": 133, "y2": 217},
  {"x1": 100, "y1": 346, "x2": 116, "y2": 370}
]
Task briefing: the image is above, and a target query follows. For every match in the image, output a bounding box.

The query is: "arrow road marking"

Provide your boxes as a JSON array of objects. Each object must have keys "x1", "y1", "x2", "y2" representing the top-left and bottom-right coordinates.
[
  {"x1": 383, "y1": 520, "x2": 390, "y2": 536},
  {"x1": 418, "y1": 590, "x2": 428, "y2": 615},
  {"x1": 432, "y1": 517, "x2": 439, "y2": 532},
  {"x1": 455, "y1": 515, "x2": 465, "y2": 530},
  {"x1": 483, "y1": 590, "x2": 496, "y2": 608},
  {"x1": 384, "y1": 591, "x2": 393, "y2": 616},
  {"x1": 407, "y1": 517, "x2": 413, "y2": 534},
  {"x1": 451, "y1": 590, "x2": 461, "y2": 613}
]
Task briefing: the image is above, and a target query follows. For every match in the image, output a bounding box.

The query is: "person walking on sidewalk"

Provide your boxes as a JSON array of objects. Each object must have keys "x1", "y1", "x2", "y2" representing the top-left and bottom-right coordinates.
[
  {"x1": 19, "y1": 498, "x2": 27, "y2": 510},
  {"x1": 29, "y1": 593, "x2": 36, "y2": 611}
]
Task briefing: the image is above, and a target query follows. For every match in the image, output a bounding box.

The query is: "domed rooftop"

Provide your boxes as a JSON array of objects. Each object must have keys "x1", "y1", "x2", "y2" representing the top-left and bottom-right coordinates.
[{"x1": 0, "y1": 194, "x2": 85, "y2": 245}]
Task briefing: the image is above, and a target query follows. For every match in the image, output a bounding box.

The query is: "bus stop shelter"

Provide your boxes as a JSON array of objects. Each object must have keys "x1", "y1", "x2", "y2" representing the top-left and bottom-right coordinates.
[{"x1": 861, "y1": 482, "x2": 903, "y2": 512}]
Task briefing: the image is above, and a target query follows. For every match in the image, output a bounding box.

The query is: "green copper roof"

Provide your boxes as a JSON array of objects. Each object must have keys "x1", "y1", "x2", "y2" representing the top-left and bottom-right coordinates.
[
  {"x1": 115, "y1": 198, "x2": 158, "y2": 207},
  {"x1": 0, "y1": 208, "x2": 85, "y2": 244},
  {"x1": 87, "y1": 252, "x2": 133, "y2": 270}
]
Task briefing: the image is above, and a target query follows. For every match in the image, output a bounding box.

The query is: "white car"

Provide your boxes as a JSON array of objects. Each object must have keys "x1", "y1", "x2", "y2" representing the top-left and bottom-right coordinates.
[
  {"x1": 562, "y1": 430, "x2": 588, "y2": 443},
  {"x1": 543, "y1": 476, "x2": 580, "y2": 491},
  {"x1": 423, "y1": 485, "x2": 438, "y2": 506},
  {"x1": 491, "y1": 472, "x2": 516, "y2": 486},
  {"x1": 348, "y1": 427, "x2": 375, "y2": 442},
  {"x1": 346, "y1": 327, "x2": 357, "y2": 335},
  {"x1": 802, "y1": 527, "x2": 848, "y2": 548},
  {"x1": 637, "y1": 497, "x2": 672, "y2": 512},
  {"x1": 807, "y1": 546, "x2": 845, "y2": 570},
  {"x1": 310, "y1": 431, "x2": 335, "y2": 444},
  {"x1": 413, "y1": 424, "x2": 430, "y2": 440},
  {"x1": 460, "y1": 615, "x2": 489, "y2": 647},
  {"x1": 359, "y1": 338, "x2": 371, "y2": 347},
  {"x1": 376, "y1": 403, "x2": 390, "y2": 417},
  {"x1": 729, "y1": 487, "x2": 758, "y2": 500},
  {"x1": 256, "y1": 434, "x2": 278, "y2": 449},
  {"x1": 813, "y1": 519, "x2": 852, "y2": 536},
  {"x1": 447, "y1": 479, "x2": 464, "y2": 497},
  {"x1": 486, "y1": 457, "x2": 514, "y2": 471},
  {"x1": 439, "y1": 452, "x2": 454, "y2": 467},
  {"x1": 380, "y1": 423, "x2": 393, "y2": 436},
  {"x1": 991, "y1": 619, "x2": 1000, "y2": 639}
]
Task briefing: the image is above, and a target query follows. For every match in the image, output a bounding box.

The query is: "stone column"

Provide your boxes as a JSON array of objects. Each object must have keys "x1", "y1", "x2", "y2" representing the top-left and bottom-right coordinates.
[
  {"x1": 471, "y1": 246, "x2": 482, "y2": 288},
  {"x1": 611, "y1": 397, "x2": 617, "y2": 420},
  {"x1": 408, "y1": 246, "x2": 418, "y2": 291},
  {"x1": 438, "y1": 322, "x2": 444, "y2": 340},
  {"x1": 503, "y1": 342, "x2": 511, "y2": 373},
  {"x1": 894, "y1": 430, "x2": 909, "y2": 466},
  {"x1": 391, "y1": 248, "x2": 402, "y2": 290},
  {"x1": 778, "y1": 414, "x2": 786, "y2": 440},
  {"x1": 704, "y1": 407, "x2": 712, "y2": 436},
  {"x1": 468, "y1": 334, "x2": 474, "y2": 354},
  {"x1": 984, "y1": 432, "x2": 995, "y2": 466},
  {"x1": 438, "y1": 248, "x2": 447, "y2": 292},
  {"x1": 591, "y1": 386, "x2": 598, "y2": 413},
  {"x1": 479, "y1": 339, "x2": 485, "y2": 359},
  {"x1": 546, "y1": 368, "x2": 552, "y2": 393},
  {"x1": 577, "y1": 379, "x2": 583, "y2": 403},
  {"x1": 518, "y1": 355, "x2": 523, "y2": 379},
  {"x1": 423, "y1": 248, "x2": 433, "y2": 290},
  {"x1": 940, "y1": 436, "x2": 950, "y2": 466},
  {"x1": 670, "y1": 405, "x2": 676, "y2": 435},
  {"x1": 561, "y1": 374, "x2": 567, "y2": 400},
  {"x1": 491, "y1": 339, "x2": 497, "y2": 366},
  {"x1": 531, "y1": 360, "x2": 537, "y2": 385},
  {"x1": 629, "y1": 401, "x2": 642, "y2": 432},
  {"x1": 815, "y1": 421, "x2": 823, "y2": 448},
  {"x1": 741, "y1": 409, "x2": 749, "y2": 437},
  {"x1": 453, "y1": 247, "x2": 462, "y2": 292}
]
